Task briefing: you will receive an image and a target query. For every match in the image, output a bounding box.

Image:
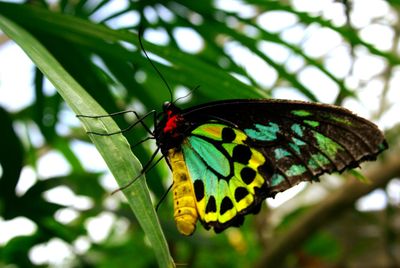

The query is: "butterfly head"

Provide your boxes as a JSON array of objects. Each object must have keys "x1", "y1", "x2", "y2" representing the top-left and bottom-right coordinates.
[
  {"x1": 155, "y1": 102, "x2": 187, "y2": 153},
  {"x1": 162, "y1": 101, "x2": 174, "y2": 112}
]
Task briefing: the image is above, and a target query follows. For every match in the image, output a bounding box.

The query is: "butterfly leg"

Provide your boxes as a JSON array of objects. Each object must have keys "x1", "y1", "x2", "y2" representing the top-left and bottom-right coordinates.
[
  {"x1": 77, "y1": 110, "x2": 156, "y2": 136},
  {"x1": 111, "y1": 147, "x2": 164, "y2": 194},
  {"x1": 155, "y1": 183, "x2": 174, "y2": 211}
]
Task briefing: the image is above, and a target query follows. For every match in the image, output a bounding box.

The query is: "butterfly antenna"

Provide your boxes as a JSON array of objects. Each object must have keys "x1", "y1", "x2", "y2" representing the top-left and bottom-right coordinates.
[
  {"x1": 173, "y1": 85, "x2": 200, "y2": 105},
  {"x1": 138, "y1": 27, "x2": 174, "y2": 102}
]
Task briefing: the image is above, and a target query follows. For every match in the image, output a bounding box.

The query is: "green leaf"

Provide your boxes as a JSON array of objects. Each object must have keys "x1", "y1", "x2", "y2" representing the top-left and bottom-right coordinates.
[
  {"x1": 349, "y1": 169, "x2": 371, "y2": 184},
  {"x1": 0, "y1": 2, "x2": 266, "y2": 100},
  {"x1": 0, "y1": 15, "x2": 173, "y2": 268}
]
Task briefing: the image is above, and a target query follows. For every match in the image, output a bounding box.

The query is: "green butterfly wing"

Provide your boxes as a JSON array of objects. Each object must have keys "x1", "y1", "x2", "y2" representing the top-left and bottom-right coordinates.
[
  {"x1": 177, "y1": 100, "x2": 387, "y2": 232},
  {"x1": 182, "y1": 123, "x2": 266, "y2": 231}
]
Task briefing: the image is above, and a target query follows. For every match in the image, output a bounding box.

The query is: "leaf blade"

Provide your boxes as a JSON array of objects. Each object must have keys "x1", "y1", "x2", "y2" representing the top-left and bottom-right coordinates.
[{"x1": 0, "y1": 14, "x2": 174, "y2": 268}]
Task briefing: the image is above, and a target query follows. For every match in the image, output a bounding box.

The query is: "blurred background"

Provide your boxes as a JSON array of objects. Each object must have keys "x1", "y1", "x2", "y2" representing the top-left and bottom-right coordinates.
[{"x1": 0, "y1": 0, "x2": 399, "y2": 267}]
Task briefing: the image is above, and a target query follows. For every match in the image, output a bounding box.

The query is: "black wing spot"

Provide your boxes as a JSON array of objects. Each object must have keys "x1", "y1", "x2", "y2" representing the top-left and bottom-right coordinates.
[
  {"x1": 222, "y1": 127, "x2": 236, "y2": 143},
  {"x1": 179, "y1": 173, "x2": 187, "y2": 181},
  {"x1": 234, "y1": 187, "x2": 249, "y2": 202},
  {"x1": 206, "y1": 196, "x2": 217, "y2": 213},
  {"x1": 194, "y1": 180, "x2": 205, "y2": 202},
  {"x1": 220, "y1": 196, "x2": 234, "y2": 215},
  {"x1": 241, "y1": 167, "x2": 256, "y2": 185},
  {"x1": 232, "y1": 145, "x2": 252, "y2": 164}
]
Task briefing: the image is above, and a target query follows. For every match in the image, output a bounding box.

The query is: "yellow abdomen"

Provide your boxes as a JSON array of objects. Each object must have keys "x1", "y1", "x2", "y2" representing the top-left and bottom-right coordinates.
[{"x1": 168, "y1": 148, "x2": 198, "y2": 236}]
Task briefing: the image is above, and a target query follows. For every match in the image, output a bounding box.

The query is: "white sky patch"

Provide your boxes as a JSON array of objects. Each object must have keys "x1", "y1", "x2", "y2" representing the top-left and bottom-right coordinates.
[
  {"x1": 356, "y1": 189, "x2": 388, "y2": 211},
  {"x1": 380, "y1": 69, "x2": 400, "y2": 128},
  {"x1": 353, "y1": 53, "x2": 386, "y2": 80},
  {"x1": 345, "y1": 75, "x2": 360, "y2": 90},
  {"x1": 119, "y1": 40, "x2": 137, "y2": 52},
  {"x1": 267, "y1": 182, "x2": 307, "y2": 208},
  {"x1": 380, "y1": 106, "x2": 400, "y2": 129},
  {"x1": 342, "y1": 97, "x2": 370, "y2": 120},
  {"x1": 27, "y1": 121, "x2": 46, "y2": 148},
  {"x1": 13, "y1": 121, "x2": 45, "y2": 149},
  {"x1": 358, "y1": 78, "x2": 384, "y2": 115},
  {"x1": 387, "y1": 179, "x2": 400, "y2": 205},
  {"x1": 37, "y1": 150, "x2": 71, "y2": 179},
  {"x1": 29, "y1": 238, "x2": 74, "y2": 266},
  {"x1": 99, "y1": 173, "x2": 119, "y2": 192},
  {"x1": 43, "y1": 186, "x2": 93, "y2": 210},
  {"x1": 297, "y1": 66, "x2": 339, "y2": 103},
  {"x1": 56, "y1": 107, "x2": 82, "y2": 136},
  {"x1": 281, "y1": 25, "x2": 307, "y2": 45},
  {"x1": 85, "y1": 212, "x2": 115, "y2": 243},
  {"x1": 105, "y1": 10, "x2": 140, "y2": 29},
  {"x1": 359, "y1": 24, "x2": 394, "y2": 51},
  {"x1": 125, "y1": 99, "x2": 146, "y2": 115},
  {"x1": 141, "y1": 50, "x2": 172, "y2": 67},
  {"x1": 292, "y1": 0, "x2": 331, "y2": 13},
  {"x1": 351, "y1": 0, "x2": 391, "y2": 28},
  {"x1": 322, "y1": 2, "x2": 347, "y2": 27},
  {"x1": 230, "y1": 73, "x2": 251, "y2": 86},
  {"x1": 156, "y1": 4, "x2": 175, "y2": 23},
  {"x1": 42, "y1": 76, "x2": 57, "y2": 96},
  {"x1": 144, "y1": 27, "x2": 170, "y2": 46},
  {"x1": 173, "y1": 27, "x2": 204, "y2": 54},
  {"x1": 174, "y1": 85, "x2": 192, "y2": 104},
  {"x1": 16, "y1": 166, "x2": 37, "y2": 196},
  {"x1": 89, "y1": 0, "x2": 129, "y2": 22},
  {"x1": 0, "y1": 217, "x2": 37, "y2": 245},
  {"x1": 225, "y1": 41, "x2": 278, "y2": 88},
  {"x1": 258, "y1": 41, "x2": 291, "y2": 64},
  {"x1": 70, "y1": 140, "x2": 108, "y2": 173},
  {"x1": 285, "y1": 54, "x2": 305, "y2": 74},
  {"x1": 214, "y1": 0, "x2": 257, "y2": 18},
  {"x1": 0, "y1": 42, "x2": 34, "y2": 112},
  {"x1": 302, "y1": 27, "x2": 343, "y2": 58},
  {"x1": 324, "y1": 45, "x2": 352, "y2": 78},
  {"x1": 55, "y1": 208, "x2": 79, "y2": 224},
  {"x1": 144, "y1": 6, "x2": 159, "y2": 24},
  {"x1": 103, "y1": 193, "x2": 121, "y2": 210},
  {"x1": 73, "y1": 236, "x2": 91, "y2": 255},
  {"x1": 257, "y1": 11, "x2": 298, "y2": 33},
  {"x1": 272, "y1": 87, "x2": 309, "y2": 101}
]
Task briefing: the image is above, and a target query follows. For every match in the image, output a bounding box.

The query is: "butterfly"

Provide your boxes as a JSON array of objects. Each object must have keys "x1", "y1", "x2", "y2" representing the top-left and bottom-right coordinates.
[
  {"x1": 78, "y1": 31, "x2": 387, "y2": 236},
  {"x1": 153, "y1": 99, "x2": 387, "y2": 236}
]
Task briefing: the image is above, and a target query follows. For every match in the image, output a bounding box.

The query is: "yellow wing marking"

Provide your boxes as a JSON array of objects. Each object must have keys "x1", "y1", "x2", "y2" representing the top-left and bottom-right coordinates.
[
  {"x1": 229, "y1": 176, "x2": 255, "y2": 212},
  {"x1": 191, "y1": 124, "x2": 247, "y2": 143},
  {"x1": 168, "y1": 148, "x2": 198, "y2": 236},
  {"x1": 233, "y1": 129, "x2": 247, "y2": 143}
]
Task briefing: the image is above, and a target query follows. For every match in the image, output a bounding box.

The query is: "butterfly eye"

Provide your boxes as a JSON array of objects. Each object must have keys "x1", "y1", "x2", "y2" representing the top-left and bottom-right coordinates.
[{"x1": 163, "y1": 101, "x2": 172, "y2": 112}]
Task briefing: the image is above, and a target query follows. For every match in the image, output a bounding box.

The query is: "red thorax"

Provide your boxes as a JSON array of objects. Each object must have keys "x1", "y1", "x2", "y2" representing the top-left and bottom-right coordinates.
[{"x1": 163, "y1": 110, "x2": 182, "y2": 135}]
